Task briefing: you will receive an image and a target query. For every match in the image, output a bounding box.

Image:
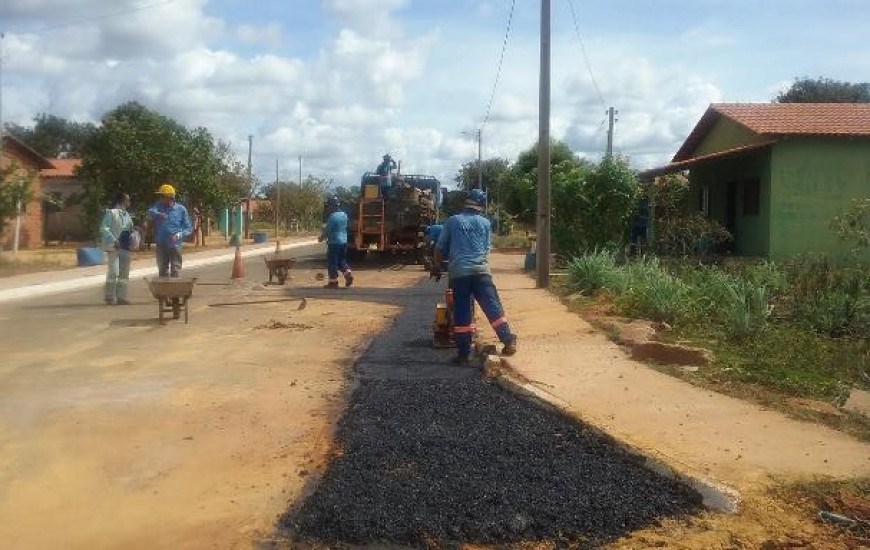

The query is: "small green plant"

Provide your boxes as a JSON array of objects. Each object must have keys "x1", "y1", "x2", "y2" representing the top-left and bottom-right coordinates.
[
  {"x1": 566, "y1": 249, "x2": 621, "y2": 295},
  {"x1": 618, "y1": 264, "x2": 691, "y2": 323}
]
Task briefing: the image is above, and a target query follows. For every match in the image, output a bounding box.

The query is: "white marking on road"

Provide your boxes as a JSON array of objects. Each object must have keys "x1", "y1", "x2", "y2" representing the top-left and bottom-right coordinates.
[{"x1": 0, "y1": 241, "x2": 319, "y2": 304}]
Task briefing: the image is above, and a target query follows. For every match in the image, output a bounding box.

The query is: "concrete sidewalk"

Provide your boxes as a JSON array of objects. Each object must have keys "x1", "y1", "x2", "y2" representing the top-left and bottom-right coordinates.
[
  {"x1": 488, "y1": 253, "x2": 870, "y2": 494},
  {"x1": 0, "y1": 238, "x2": 319, "y2": 303}
]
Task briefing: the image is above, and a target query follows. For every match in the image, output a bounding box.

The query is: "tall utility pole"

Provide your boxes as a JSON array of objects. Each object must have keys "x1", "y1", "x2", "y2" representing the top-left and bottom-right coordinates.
[
  {"x1": 274, "y1": 159, "x2": 280, "y2": 240},
  {"x1": 245, "y1": 135, "x2": 253, "y2": 239},
  {"x1": 477, "y1": 128, "x2": 483, "y2": 191},
  {"x1": 605, "y1": 106, "x2": 617, "y2": 158},
  {"x1": 298, "y1": 155, "x2": 302, "y2": 185},
  {"x1": 536, "y1": 0, "x2": 551, "y2": 289}
]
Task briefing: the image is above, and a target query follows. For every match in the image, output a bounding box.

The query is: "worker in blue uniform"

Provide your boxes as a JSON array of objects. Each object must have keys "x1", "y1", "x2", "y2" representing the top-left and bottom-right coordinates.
[
  {"x1": 319, "y1": 196, "x2": 354, "y2": 289},
  {"x1": 375, "y1": 154, "x2": 397, "y2": 194},
  {"x1": 148, "y1": 183, "x2": 193, "y2": 278},
  {"x1": 423, "y1": 223, "x2": 444, "y2": 272},
  {"x1": 434, "y1": 189, "x2": 517, "y2": 364}
]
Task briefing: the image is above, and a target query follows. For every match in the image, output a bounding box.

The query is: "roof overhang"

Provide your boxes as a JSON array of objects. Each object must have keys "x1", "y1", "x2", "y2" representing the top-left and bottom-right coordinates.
[
  {"x1": 639, "y1": 140, "x2": 776, "y2": 182},
  {"x1": 1, "y1": 135, "x2": 55, "y2": 170}
]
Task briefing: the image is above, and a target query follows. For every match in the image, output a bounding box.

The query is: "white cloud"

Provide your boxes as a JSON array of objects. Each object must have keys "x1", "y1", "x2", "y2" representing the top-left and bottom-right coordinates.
[
  {"x1": 2, "y1": 0, "x2": 731, "y2": 186},
  {"x1": 322, "y1": 0, "x2": 409, "y2": 33},
  {"x1": 233, "y1": 23, "x2": 284, "y2": 47}
]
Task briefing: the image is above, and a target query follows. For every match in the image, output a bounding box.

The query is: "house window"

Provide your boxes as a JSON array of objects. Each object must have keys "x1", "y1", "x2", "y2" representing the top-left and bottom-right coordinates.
[
  {"x1": 699, "y1": 185, "x2": 710, "y2": 216},
  {"x1": 743, "y1": 178, "x2": 760, "y2": 216}
]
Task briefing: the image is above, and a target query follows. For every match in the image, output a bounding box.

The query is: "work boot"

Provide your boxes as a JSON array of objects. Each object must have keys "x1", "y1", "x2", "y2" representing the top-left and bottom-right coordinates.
[
  {"x1": 344, "y1": 272, "x2": 354, "y2": 287},
  {"x1": 104, "y1": 298, "x2": 116, "y2": 306},
  {"x1": 323, "y1": 281, "x2": 339, "y2": 289},
  {"x1": 501, "y1": 336, "x2": 518, "y2": 356},
  {"x1": 117, "y1": 299, "x2": 131, "y2": 306}
]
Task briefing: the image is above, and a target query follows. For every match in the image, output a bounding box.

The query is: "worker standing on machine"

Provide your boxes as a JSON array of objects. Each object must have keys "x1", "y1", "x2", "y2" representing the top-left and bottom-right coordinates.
[
  {"x1": 375, "y1": 154, "x2": 397, "y2": 195},
  {"x1": 319, "y1": 196, "x2": 354, "y2": 289},
  {"x1": 434, "y1": 189, "x2": 517, "y2": 364}
]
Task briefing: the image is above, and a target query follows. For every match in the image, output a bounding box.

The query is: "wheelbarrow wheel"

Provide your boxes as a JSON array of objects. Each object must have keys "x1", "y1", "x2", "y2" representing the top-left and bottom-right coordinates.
[{"x1": 172, "y1": 297, "x2": 181, "y2": 319}]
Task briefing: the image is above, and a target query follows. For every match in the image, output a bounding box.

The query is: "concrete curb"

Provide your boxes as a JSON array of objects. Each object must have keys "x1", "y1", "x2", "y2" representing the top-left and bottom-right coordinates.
[
  {"x1": 0, "y1": 240, "x2": 320, "y2": 304},
  {"x1": 489, "y1": 356, "x2": 741, "y2": 514}
]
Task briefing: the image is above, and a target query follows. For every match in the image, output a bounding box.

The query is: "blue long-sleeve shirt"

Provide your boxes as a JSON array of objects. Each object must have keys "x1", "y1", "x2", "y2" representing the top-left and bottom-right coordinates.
[
  {"x1": 426, "y1": 224, "x2": 443, "y2": 246},
  {"x1": 148, "y1": 202, "x2": 193, "y2": 248},
  {"x1": 323, "y1": 210, "x2": 348, "y2": 245},
  {"x1": 436, "y1": 209, "x2": 491, "y2": 278}
]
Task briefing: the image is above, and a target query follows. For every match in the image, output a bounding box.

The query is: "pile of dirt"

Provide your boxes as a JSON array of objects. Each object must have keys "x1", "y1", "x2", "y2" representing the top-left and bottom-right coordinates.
[
  {"x1": 283, "y1": 378, "x2": 702, "y2": 548},
  {"x1": 255, "y1": 320, "x2": 313, "y2": 331}
]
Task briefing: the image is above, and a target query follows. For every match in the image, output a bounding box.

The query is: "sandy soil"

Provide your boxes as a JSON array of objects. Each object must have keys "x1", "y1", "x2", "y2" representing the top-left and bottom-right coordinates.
[{"x1": 0, "y1": 254, "x2": 424, "y2": 549}]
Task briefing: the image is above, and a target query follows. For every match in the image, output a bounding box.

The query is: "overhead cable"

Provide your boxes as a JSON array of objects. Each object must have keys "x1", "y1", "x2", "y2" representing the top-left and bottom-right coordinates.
[
  {"x1": 566, "y1": 0, "x2": 606, "y2": 110},
  {"x1": 482, "y1": 0, "x2": 517, "y2": 129}
]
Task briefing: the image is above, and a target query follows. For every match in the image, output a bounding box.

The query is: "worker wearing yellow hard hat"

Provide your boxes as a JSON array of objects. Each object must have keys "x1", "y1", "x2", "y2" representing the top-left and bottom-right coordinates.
[
  {"x1": 155, "y1": 183, "x2": 176, "y2": 196},
  {"x1": 147, "y1": 183, "x2": 192, "y2": 277}
]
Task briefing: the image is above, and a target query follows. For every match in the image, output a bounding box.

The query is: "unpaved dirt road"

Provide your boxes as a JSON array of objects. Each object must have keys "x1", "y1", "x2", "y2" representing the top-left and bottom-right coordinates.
[{"x1": 0, "y1": 245, "x2": 424, "y2": 549}]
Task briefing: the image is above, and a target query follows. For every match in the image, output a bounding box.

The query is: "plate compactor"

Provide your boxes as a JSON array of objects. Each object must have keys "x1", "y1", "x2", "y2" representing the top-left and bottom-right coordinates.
[{"x1": 431, "y1": 277, "x2": 477, "y2": 348}]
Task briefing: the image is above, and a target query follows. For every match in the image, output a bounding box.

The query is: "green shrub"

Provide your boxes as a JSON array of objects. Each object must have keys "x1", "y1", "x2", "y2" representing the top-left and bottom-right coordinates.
[
  {"x1": 616, "y1": 257, "x2": 692, "y2": 323},
  {"x1": 782, "y1": 256, "x2": 870, "y2": 337},
  {"x1": 566, "y1": 249, "x2": 621, "y2": 295},
  {"x1": 721, "y1": 279, "x2": 770, "y2": 340}
]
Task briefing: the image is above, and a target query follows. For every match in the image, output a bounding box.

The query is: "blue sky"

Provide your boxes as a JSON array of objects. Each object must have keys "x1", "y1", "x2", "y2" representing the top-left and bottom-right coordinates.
[{"x1": 2, "y1": 0, "x2": 868, "y2": 187}]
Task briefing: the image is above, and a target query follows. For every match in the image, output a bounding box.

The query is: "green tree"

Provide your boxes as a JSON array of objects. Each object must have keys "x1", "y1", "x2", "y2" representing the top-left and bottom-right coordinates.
[
  {"x1": 500, "y1": 139, "x2": 591, "y2": 223},
  {"x1": 330, "y1": 185, "x2": 359, "y2": 204},
  {"x1": 260, "y1": 176, "x2": 330, "y2": 230},
  {"x1": 453, "y1": 157, "x2": 510, "y2": 197},
  {"x1": 5, "y1": 114, "x2": 97, "y2": 158},
  {"x1": 78, "y1": 102, "x2": 243, "y2": 236},
  {"x1": 0, "y1": 162, "x2": 34, "y2": 259},
  {"x1": 550, "y1": 155, "x2": 639, "y2": 256},
  {"x1": 775, "y1": 77, "x2": 870, "y2": 103}
]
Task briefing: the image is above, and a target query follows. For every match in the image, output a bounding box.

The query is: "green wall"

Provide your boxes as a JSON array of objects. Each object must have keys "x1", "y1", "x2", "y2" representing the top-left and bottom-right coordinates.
[
  {"x1": 769, "y1": 137, "x2": 870, "y2": 260},
  {"x1": 692, "y1": 116, "x2": 767, "y2": 157},
  {"x1": 689, "y1": 150, "x2": 772, "y2": 256}
]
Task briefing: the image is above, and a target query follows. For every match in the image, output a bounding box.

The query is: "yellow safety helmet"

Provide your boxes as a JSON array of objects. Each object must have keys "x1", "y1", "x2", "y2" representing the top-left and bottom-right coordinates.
[{"x1": 156, "y1": 183, "x2": 176, "y2": 196}]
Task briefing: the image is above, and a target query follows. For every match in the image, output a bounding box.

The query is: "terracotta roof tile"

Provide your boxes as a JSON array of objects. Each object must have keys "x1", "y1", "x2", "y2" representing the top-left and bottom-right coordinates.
[
  {"x1": 713, "y1": 102, "x2": 870, "y2": 136},
  {"x1": 42, "y1": 158, "x2": 82, "y2": 178},
  {"x1": 673, "y1": 102, "x2": 870, "y2": 162}
]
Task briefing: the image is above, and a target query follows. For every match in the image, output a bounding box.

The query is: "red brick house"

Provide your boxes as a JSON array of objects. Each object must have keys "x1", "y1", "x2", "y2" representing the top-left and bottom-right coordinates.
[
  {"x1": 42, "y1": 157, "x2": 87, "y2": 242},
  {"x1": 1, "y1": 135, "x2": 54, "y2": 249}
]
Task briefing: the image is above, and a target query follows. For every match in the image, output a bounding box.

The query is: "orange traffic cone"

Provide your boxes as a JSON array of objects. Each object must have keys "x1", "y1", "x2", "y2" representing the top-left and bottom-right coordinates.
[{"x1": 231, "y1": 245, "x2": 245, "y2": 279}]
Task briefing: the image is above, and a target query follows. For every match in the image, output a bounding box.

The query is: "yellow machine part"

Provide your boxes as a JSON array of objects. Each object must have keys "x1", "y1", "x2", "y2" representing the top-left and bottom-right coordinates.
[
  {"x1": 363, "y1": 184, "x2": 380, "y2": 199},
  {"x1": 435, "y1": 303, "x2": 448, "y2": 325}
]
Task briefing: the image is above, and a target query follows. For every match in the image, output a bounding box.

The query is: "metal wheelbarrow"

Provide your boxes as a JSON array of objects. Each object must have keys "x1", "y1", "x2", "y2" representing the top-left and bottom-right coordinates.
[
  {"x1": 263, "y1": 255, "x2": 296, "y2": 285},
  {"x1": 146, "y1": 277, "x2": 197, "y2": 324}
]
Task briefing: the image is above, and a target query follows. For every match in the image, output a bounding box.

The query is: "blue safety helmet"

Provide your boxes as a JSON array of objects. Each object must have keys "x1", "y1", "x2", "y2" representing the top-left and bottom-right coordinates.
[
  {"x1": 326, "y1": 196, "x2": 341, "y2": 208},
  {"x1": 465, "y1": 189, "x2": 487, "y2": 211}
]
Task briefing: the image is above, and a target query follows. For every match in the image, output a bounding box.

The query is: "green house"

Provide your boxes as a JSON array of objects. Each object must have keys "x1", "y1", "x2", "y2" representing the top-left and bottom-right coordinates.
[{"x1": 642, "y1": 103, "x2": 870, "y2": 259}]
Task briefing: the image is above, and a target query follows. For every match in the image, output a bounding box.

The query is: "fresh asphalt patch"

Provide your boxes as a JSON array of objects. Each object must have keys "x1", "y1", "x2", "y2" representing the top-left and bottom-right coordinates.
[{"x1": 280, "y1": 278, "x2": 702, "y2": 548}]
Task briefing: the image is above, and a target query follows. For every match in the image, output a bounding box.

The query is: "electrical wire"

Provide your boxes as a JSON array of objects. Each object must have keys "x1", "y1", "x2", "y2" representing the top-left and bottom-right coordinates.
[
  {"x1": 565, "y1": 0, "x2": 606, "y2": 110},
  {"x1": 11, "y1": 0, "x2": 179, "y2": 35},
  {"x1": 481, "y1": 0, "x2": 516, "y2": 129}
]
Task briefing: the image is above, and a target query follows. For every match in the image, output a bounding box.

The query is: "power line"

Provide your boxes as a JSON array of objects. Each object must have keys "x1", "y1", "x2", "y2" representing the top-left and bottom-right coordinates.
[
  {"x1": 482, "y1": 0, "x2": 516, "y2": 129},
  {"x1": 10, "y1": 0, "x2": 179, "y2": 35},
  {"x1": 565, "y1": 0, "x2": 606, "y2": 110}
]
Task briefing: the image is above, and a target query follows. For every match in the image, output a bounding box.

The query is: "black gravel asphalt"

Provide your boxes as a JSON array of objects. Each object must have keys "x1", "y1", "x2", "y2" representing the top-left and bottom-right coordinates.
[{"x1": 282, "y1": 277, "x2": 701, "y2": 548}]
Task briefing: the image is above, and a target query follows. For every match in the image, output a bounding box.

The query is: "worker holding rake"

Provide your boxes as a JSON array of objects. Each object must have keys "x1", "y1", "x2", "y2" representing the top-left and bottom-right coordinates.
[{"x1": 434, "y1": 189, "x2": 517, "y2": 364}]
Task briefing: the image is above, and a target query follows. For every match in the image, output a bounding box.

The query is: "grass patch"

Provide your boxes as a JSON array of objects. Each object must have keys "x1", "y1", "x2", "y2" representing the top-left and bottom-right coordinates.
[
  {"x1": 491, "y1": 230, "x2": 530, "y2": 250},
  {"x1": 559, "y1": 252, "x2": 870, "y2": 442},
  {"x1": 773, "y1": 477, "x2": 870, "y2": 541}
]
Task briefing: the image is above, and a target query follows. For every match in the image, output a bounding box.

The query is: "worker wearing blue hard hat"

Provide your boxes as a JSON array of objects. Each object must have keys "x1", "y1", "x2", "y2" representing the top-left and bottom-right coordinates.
[
  {"x1": 433, "y1": 188, "x2": 517, "y2": 364},
  {"x1": 319, "y1": 196, "x2": 354, "y2": 289}
]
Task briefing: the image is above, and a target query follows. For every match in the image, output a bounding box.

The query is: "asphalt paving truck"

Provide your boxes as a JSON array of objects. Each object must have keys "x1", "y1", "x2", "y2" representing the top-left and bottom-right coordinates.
[{"x1": 344, "y1": 163, "x2": 441, "y2": 263}]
